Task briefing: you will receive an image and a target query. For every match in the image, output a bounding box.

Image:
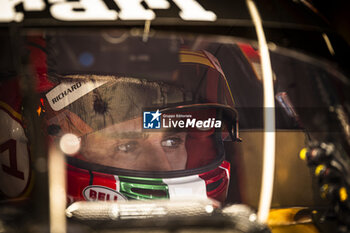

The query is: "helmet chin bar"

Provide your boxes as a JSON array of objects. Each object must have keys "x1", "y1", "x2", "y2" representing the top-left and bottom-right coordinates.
[{"x1": 66, "y1": 157, "x2": 231, "y2": 203}]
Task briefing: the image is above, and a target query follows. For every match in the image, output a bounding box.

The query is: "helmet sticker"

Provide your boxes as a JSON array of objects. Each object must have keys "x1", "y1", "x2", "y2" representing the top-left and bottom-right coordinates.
[
  {"x1": 46, "y1": 80, "x2": 108, "y2": 111},
  {"x1": 83, "y1": 185, "x2": 127, "y2": 201},
  {"x1": 163, "y1": 175, "x2": 207, "y2": 200}
]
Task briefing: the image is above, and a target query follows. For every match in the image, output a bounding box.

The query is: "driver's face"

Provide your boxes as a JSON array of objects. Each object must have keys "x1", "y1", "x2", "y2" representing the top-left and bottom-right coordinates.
[{"x1": 80, "y1": 117, "x2": 187, "y2": 171}]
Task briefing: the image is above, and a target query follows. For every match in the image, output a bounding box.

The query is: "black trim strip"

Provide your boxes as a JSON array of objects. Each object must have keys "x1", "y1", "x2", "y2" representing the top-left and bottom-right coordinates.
[
  {"x1": 130, "y1": 188, "x2": 168, "y2": 198},
  {"x1": 119, "y1": 177, "x2": 163, "y2": 185},
  {"x1": 206, "y1": 177, "x2": 223, "y2": 192},
  {"x1": 89, "y1": 170, "x2": 94, "y2": 185}
]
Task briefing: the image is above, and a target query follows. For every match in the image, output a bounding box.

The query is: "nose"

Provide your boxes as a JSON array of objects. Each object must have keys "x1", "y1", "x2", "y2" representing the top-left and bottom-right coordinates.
[{"x1": 139, "y1": 141, "x2": 172, "y2": 171}]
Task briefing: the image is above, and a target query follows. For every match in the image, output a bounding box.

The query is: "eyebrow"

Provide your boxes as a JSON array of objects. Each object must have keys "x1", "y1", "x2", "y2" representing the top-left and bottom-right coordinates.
[
  {"x1": 107, "y1": 131, "x2": 150, "y2": 139},
  {"x1": 85, "y1": 127, "x2": 185, "y2": 140},
  {"x1": 161, "y1": 130, "x2": 186, "y2": 138}
]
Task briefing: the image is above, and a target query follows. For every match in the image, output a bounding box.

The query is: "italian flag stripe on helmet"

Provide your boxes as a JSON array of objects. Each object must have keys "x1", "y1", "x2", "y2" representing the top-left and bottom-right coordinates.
[{"x1": 163, "y1": 175, "x2": 207, "y2": 200}]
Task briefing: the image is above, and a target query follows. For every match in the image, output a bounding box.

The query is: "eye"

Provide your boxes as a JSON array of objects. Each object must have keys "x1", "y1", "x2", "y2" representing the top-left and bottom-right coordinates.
[
  {"x1": 161, "y1": 137, "x2": 183, "y2": 148},
  {"x1": 116, "y1": 141, "x2": 138, "y2": 153}
]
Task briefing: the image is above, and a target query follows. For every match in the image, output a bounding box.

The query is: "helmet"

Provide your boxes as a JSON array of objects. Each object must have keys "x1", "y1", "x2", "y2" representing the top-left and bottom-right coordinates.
[{"x1": 18, "y1": 32, "x2": 239, "y2": 204}]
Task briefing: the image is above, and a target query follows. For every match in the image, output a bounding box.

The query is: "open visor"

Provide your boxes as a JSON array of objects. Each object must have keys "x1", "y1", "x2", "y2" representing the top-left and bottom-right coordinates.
[
  {"x1": 44, "y1": 77, "x2": 237, "y2": 174},
  {"x1": 45, "y1": 79, "x2": 236, "y2": 174}
]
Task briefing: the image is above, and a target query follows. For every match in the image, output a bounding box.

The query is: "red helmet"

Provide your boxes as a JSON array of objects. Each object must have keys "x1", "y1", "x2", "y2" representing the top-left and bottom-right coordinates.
[{"x1": 1, "y1": 31, "x2": 239, "y2": 204}]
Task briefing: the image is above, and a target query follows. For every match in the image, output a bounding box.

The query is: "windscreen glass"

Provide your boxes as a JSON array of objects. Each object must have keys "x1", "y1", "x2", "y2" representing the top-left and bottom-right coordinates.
[{"x1": 0, "y1": 29, "x2": 349, "y2": 207}]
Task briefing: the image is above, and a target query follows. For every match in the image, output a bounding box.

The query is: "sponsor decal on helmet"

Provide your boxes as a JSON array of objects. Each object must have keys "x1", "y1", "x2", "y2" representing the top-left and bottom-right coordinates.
[
  {"x1": 163, "y1": 175, "x2": 207, "y2": 200},
  {"x1": 83, "y1": 185, "x2": 128, "y2": 201},
  {"x1": 46, "y1": 80, "x2": 107, "y2": 111},
  {"x1": 51, "y1": 82, "x2": 82, "y2": 105}
]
